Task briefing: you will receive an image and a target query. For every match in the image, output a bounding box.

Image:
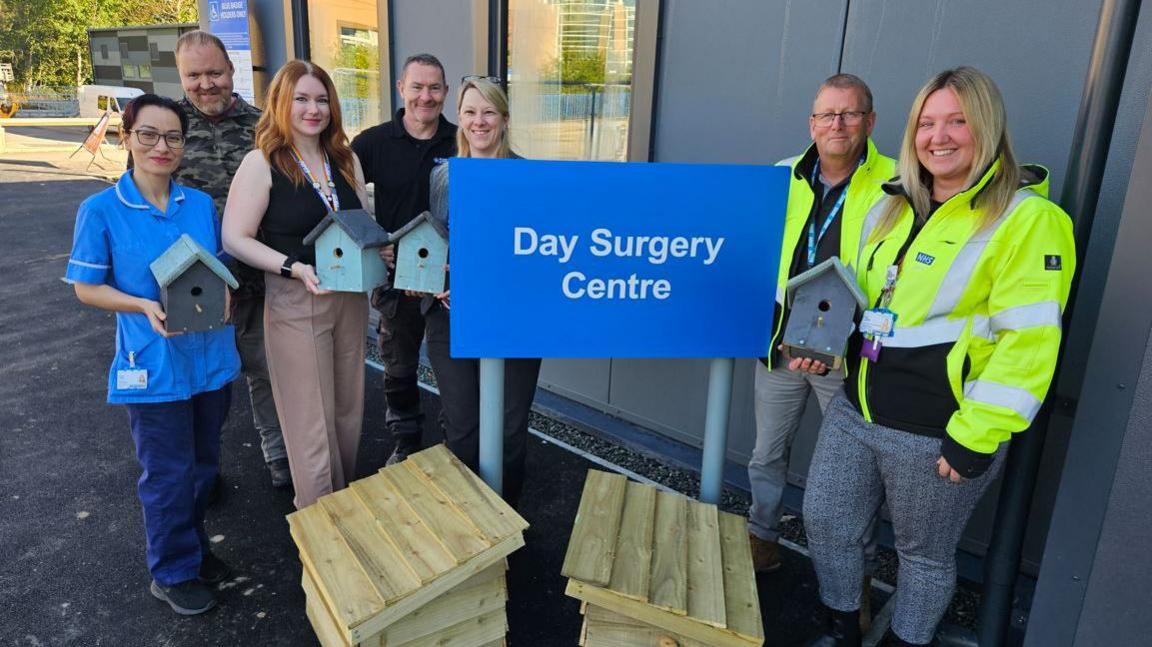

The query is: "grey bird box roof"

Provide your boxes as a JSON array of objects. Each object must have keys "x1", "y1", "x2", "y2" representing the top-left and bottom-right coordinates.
[
  {"x1": 149, "y1": 234, "x2": 239, "y2": 289},
  {"x1": 786, "y1": 257, "x2": 868, "y2": 310},
  {"x1": 388, "y1": 211, "x2": 448, "y2": 243},
  {"x1": 302, "y1": 208, "x2": 391, "y2": 249}
]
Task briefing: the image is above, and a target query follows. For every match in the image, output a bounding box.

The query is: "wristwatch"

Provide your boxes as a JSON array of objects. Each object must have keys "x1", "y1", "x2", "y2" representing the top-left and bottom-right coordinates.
[{"x1": 280, "y1": 254, "x2": 298, "y2": 278}]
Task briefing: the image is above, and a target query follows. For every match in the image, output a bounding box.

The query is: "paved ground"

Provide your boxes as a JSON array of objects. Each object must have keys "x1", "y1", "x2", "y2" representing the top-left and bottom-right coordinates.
[{"x1": 0, "y1": 158, "x2": 848, "y2": 646}]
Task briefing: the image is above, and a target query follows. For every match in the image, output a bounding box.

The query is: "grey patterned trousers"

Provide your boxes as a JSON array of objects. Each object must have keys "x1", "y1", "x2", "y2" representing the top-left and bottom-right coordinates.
[{"x1": 803, "y1": 395, "x2": 1006, "y2": 645}]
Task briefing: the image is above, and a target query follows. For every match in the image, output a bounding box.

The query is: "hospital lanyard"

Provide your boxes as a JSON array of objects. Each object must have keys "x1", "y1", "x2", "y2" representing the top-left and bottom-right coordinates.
[
  {"x1": 873, "y1": 214, "x2": 927, "y2": 310},
  {"x1": 805, "y1": 159, "x2": 857, "y2": 267},
  {"x1": 289, "y1": 145, "x2": 339, "y2": 212}
]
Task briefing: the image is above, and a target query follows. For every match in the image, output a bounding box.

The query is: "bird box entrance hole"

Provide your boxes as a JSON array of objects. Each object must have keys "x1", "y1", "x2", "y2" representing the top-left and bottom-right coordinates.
[
  {"x1": 418, "y1": 247, "x2": 429, "y2": 258},
  {"x1": 334, "y1": 247, "x2": 344, "y2": 258},
  {"x1": 191, "y1": 286, "x2": 203, "y2": 296},
  {"x1": 818, "y1": 299, "x2": 831, "y2": 311}
]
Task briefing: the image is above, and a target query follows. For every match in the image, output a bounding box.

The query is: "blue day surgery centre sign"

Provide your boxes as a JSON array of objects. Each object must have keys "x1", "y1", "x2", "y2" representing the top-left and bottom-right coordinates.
[{"x1": 448, "y1": 158, "x2": 788, "y2": 358}]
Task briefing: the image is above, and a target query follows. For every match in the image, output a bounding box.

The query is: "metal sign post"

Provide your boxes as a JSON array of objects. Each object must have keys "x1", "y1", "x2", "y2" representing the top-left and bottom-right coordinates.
[
  {"x1": 699, "y1": 357, "x2": 735, "y2": 504},
  {"x1": 478, "y1": 358, "x2": 506, "y2": 494}
]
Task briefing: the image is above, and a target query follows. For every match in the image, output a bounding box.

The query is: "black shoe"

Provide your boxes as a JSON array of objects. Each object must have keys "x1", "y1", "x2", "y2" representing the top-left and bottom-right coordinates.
[
  {"x1": 150, "y1": 579, "x2": 217, "y2": 615},
  {"x1": 207, "y1": 475, "x2": 225, "y2": 506},
  {"x1": 879, "y1": 628, "x2": 931, "y2": 646},
  {"x1": 268, "y1": 458, "x2": 292, "y2": 489},
  {"x1": 198, "y1": 552, "x2": 233, "y2": 585},
  {"x1": 385, "y1": 440, "x2": 420, "y2": 466},
  {"x1": 808, "y1": 607, "x2": 862, "y2": 647}
]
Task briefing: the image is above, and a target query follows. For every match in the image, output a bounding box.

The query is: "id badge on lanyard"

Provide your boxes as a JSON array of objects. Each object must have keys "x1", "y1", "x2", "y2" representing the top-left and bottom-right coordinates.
[{"x1": 859, "y1": 265, "x2": 898, "y2": 362}]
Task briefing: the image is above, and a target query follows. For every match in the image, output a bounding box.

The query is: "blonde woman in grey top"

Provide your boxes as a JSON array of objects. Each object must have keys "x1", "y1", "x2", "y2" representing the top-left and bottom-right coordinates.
[{"x1": 424, "y1": 77, "x2": 539, "y2": 507}]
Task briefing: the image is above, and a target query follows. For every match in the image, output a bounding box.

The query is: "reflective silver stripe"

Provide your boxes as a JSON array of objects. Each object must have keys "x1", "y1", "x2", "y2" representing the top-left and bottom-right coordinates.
[
  {"x1": 926, "y1": 189, "x2": 1039, "y2": 319},
  {"x1": 857, "y1": 199, "x2": 889, "y2": 263},
  {"x1": 964, "y1": 380, "x2": 1043, "y2": 421},
  {"x1": 882, "y1": 318, "x2": 969, "y2": 348},
  {"x1": 776, "y1": 285, "x2": 785, "y2": 306},
  {"x1": 990, "y1": 301, "x2": 1062, "y2": 334},
  {"x1": 776, "y1": 155, "x2": 801, "y2": 168}
]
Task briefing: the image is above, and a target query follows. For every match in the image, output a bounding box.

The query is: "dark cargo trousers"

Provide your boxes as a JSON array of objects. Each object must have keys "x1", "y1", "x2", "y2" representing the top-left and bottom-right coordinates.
[
  {"x1": 376, "y1": 291, "x2": 427, "y2": 451},
  {"x1": 231, "y1": 294, "x2": 286, "y2": 465}
]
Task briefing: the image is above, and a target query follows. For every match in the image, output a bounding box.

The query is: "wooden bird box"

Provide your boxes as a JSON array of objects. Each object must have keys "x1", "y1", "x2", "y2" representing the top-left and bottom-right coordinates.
[
  {"x1": 782, "y1": 257, "x2": 868, "y2": 369},
  {"x1": 287, "y1": 444, "x2": 527, "y2": 647},
  {"x1": 303, "y1": 209, "x2": 391, "y2": 293},
  {"x1": 389, "y1": 211, "x2": 448, "y2": 295},
  {"x1": 149, "y1": 234, "x2": 239, "y2": 333},
  {"x1": 562, "y1": 470, "x2": 764, "y2": 647}
]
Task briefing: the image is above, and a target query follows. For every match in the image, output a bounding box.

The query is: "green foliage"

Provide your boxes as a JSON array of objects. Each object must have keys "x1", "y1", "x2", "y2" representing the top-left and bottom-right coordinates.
[
  {"x1": 0, "y1": 0, "x2": 198, "y2": 88},
  {"x1": 540, "y1": 52, "x2": 608, "y2": 94}
]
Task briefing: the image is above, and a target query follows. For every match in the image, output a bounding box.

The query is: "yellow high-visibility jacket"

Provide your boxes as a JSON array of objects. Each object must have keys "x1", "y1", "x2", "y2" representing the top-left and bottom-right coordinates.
[
  {"x1": 763, "y1": 139, "x2": 896, "y2": 367},
  {"x1": 846, "y1": 162, "x2": 1075, "y2": 477}
]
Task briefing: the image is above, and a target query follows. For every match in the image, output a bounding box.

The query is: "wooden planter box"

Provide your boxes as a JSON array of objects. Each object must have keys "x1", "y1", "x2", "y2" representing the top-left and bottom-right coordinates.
[
  {"x1": 288, "y1": 444, "x2": 528, "y2": 646},
  {"x1": 562, "y1": 470, "x2": 764, "y2": 647}
]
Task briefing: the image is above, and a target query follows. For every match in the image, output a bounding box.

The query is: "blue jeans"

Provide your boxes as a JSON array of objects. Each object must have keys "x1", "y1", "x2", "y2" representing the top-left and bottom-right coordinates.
[{"x1": 125, "y1": 385, "x2": 231, "y2": 585}]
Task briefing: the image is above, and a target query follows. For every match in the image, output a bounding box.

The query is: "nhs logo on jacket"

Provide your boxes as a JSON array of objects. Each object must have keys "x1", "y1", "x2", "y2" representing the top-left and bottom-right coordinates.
[{"x1": 915, "y1": 252, "x2": 935, "y2": 266}]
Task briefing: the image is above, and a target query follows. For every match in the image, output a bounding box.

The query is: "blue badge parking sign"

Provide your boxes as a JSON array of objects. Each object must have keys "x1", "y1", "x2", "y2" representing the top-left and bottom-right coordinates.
[{"x1": 449, "y1": 159, "x2": 789, "y2": 358}]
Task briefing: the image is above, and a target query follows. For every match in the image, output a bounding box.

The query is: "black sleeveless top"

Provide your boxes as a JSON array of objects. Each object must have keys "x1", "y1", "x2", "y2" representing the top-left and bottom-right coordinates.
[{"x1": 259, "y1": 159, "x2": 361, "y2": 265}]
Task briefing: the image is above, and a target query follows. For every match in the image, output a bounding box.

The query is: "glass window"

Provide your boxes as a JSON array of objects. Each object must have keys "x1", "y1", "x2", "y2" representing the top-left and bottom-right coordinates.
[
  {"x1": 508, "y1": 0, "x2": 637, "y2": 161},
  {"x1": 97, "y1": 96, "x2": 109, "y2": 111},
  {"x1": 139, "y1": 64, "x2": 152, "y2": 79},
  {"x1": 149, "y1": 43, "x2": 160, "y2": 62},
  {"x1": 307, "y1": 0, "x2": 385, "y2": 138},
  {"x1": 100, "y1": 44, "x2": 109, "y2": 60},
  {"x1": 122, "y1": 63, "x2": 139, "y2": 78}
]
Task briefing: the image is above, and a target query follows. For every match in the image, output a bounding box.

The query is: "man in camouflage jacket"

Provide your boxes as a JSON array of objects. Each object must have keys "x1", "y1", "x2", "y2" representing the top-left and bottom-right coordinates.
[{"x1": 173, "y1": 31, "x2": 290, "y2": 489}]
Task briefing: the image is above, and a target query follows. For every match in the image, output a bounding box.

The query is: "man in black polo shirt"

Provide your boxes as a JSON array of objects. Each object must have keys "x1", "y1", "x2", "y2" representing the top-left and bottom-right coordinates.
[{"x1": 352, "y1": 53, "x2": 457, "y2": 465}]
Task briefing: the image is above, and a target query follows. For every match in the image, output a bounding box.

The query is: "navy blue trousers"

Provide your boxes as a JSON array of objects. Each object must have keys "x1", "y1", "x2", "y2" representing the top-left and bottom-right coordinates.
[{"x1": 125, "y1": 386, "x2": 231, "y2": 585}]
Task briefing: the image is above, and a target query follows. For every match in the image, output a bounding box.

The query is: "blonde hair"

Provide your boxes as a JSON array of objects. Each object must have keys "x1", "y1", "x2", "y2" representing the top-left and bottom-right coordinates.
[
  {"x1": 455, "y1": 78, "x2": 512, "y2": 159},
  {"x1": 873, "y1": 67, "x2": 1019, "y2": 240},
  {"x1": 255, "y1": 60, "x2": 357, "y2": 190}
]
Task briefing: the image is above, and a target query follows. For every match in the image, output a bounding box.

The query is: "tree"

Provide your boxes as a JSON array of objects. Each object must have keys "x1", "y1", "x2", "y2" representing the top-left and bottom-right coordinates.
[{"x1": 0, "y1": 0, "x2": 197, "y2": 89}]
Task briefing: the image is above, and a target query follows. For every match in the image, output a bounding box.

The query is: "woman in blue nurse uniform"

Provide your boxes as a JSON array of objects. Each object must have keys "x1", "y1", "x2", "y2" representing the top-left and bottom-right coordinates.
[{"x1": 65, "y1": 94, "x2": 239, "y2": 616}]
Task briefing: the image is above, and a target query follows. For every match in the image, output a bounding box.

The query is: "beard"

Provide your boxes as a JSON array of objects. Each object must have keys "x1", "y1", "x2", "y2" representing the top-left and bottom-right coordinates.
[{"x1": 193, "y1": 91, "x2": 233, "y2": 116}]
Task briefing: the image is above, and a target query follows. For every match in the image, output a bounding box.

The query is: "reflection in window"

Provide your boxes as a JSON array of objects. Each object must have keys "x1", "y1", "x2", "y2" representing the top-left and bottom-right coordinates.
[
  {"x1": 509, "y1": 0, "x2": 636, "y2": 161},
  {"x1": 307, "y1": 0, "x2": 382, "y2": 138},
  {"x1": 122, "y1": 63, "x2": 139, "y2": 78}
]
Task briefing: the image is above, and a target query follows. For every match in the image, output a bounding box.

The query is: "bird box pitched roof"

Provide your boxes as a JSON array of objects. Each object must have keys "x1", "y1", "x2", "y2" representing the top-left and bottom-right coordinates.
[
  {"x1": 302, "y1": 208, "x2": 391, "y2": 249},
  {"x1": 388, "y1": 210, "x2": 448, "y2": 244},
  {"x1": 786, "y1": 257, "x2": 868, "y2": 310},
  {"x1": 149, "y1": 234, "x2": 239, "y2": 289}
]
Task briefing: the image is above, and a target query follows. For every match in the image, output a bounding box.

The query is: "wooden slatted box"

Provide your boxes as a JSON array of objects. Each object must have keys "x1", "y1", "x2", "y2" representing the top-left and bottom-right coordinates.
[
  {"x1": 287, "y1": 444, "x2": 528, "y2": 647},
  {"x1": 562, "y1": 470, "x2": 764, "y2": 647}
]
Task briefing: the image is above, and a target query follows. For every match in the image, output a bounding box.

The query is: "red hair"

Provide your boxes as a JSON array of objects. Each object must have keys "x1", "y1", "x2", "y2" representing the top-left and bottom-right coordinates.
[{"x1": 255, "y1": 60, "x2": 357, "y2": 190}]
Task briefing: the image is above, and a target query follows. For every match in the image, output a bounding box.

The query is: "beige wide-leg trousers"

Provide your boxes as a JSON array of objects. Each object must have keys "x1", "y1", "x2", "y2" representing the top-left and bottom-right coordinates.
[{"x1": 263, "y1": 273, "x2": 367, "y2": 509}]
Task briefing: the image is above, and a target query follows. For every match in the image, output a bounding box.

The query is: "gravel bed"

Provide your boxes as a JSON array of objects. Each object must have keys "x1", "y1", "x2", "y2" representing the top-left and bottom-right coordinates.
[{"x1": 367, "y1": 340, "x2": 982, "y2": 629}]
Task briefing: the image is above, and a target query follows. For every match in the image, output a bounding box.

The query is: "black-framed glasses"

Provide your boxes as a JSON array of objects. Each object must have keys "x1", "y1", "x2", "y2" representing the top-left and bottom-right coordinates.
[
  {"x1": 461, "y1": 74, "x2": 503, "y2": 85},
  {"x1": 131, "y1": 129, "x2": 186, "y2": 149},
  {"x1": 811, "y1": 111, "x2": 869, "y2": 127}
]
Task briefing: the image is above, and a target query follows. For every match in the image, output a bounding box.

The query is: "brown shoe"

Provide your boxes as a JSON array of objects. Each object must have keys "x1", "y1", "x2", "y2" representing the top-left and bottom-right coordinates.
[
  {"x1": 749, "y1": 534, "x2": 782, "y2": 573},
  {"x1": 859, "y1": 576, "x2": 873, "y2": 634}
]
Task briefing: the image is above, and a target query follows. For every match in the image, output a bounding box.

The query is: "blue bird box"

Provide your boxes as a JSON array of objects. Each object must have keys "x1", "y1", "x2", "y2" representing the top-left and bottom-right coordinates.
[
  {"x1": 389, "y1": 211, "x2": 449, "y2": 295},
  {"x1": 302, "y1": 208, "x2": 391, "y2": 293},
  {"x1": 782, "y1": 257, "x2": 868, "y2": 369},
  {"x1": 149, "y1": 234, "x2": 239, "y2": 333}
]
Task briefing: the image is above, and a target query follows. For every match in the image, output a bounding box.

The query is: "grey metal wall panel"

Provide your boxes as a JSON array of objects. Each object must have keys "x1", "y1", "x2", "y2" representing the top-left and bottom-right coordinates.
[
  {"x1": 389, "y1": 0, "x2": 483, "y2": 121},
  {"x1": 1026, "y1": 26, "x2": 1152, "y2": 642},
  {"x1": 840, "y1": 0, "x2": 1100, "y2": 199},
  {"x1": 605, "y1": 359, "x2": 757, "y2": 464},
  {"x1": 653, "y1": 0, "x2": 848, "y2": 164},
  {"x1": 539, "y1": 360, "x2": 613, "y2": 405},
  {"x1": 1074, "y1": 336, "x2": 1152, "y2": 644}
]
